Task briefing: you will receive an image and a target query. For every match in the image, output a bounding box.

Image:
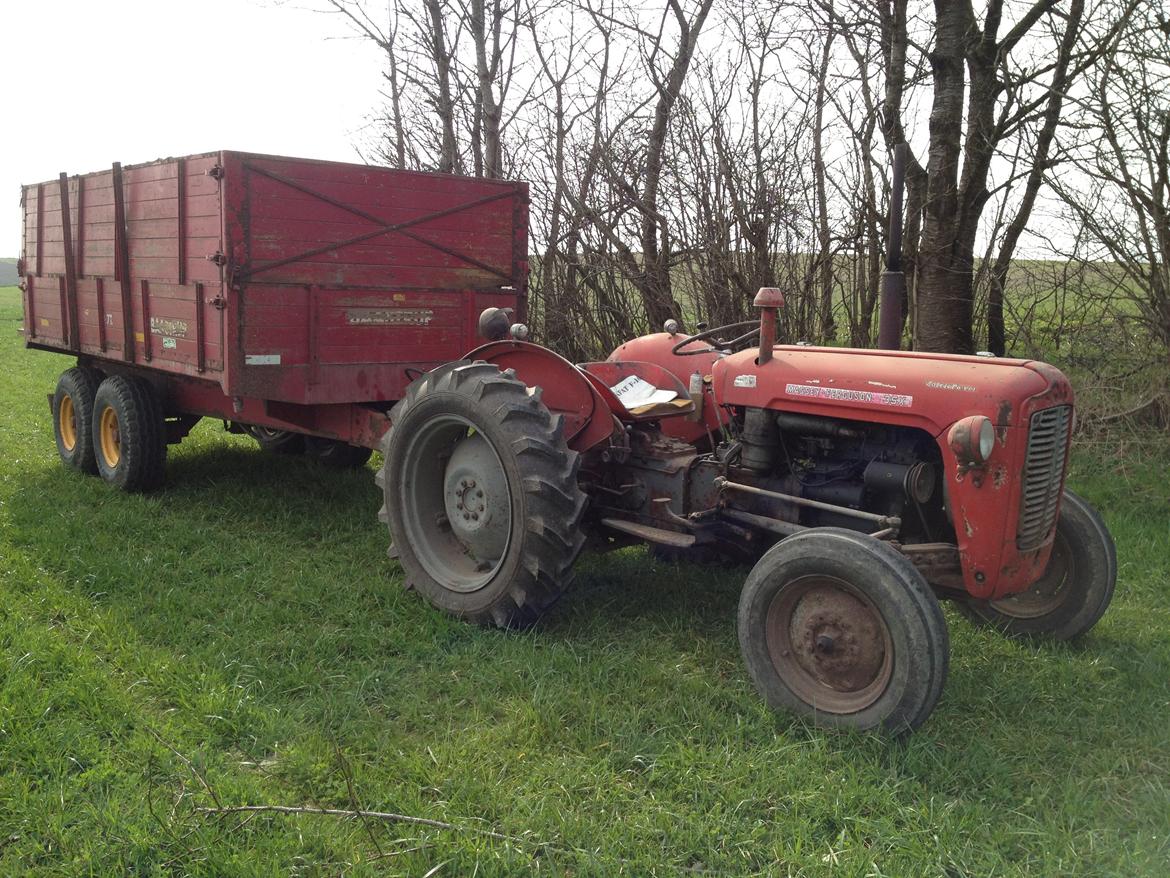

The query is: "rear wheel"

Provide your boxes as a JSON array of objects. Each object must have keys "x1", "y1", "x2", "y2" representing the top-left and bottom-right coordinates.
[
  {"x1": 959, "y1": 490, "x2": 1115, "y2": 640},
  {"x1": 53, "y1": 366, "x2": 102, "y2": 473},
  {"x1": 378, "y1": 361, "x2": 587, "y2": 627},
  {"x1": 245, "y1": 426, "x2": 305, "y2": 455},
  {"x1": 738, "y1": 528, "x2": 949, "y2": 734},
  {"x1": 304, "y1": 436, "x2": 373, "y2": 469},
  {"x1": 91, "y1": 375, "x2": 167, "y2": 492}
]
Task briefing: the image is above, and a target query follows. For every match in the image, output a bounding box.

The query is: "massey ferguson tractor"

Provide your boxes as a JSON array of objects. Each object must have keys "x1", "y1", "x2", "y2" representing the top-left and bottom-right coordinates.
[{"x1": 21, "y1": 152, "x2": 1115, "y2": 734}]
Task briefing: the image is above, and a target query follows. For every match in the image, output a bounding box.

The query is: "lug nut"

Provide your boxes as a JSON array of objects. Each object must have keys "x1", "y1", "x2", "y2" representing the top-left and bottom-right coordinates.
[{"x1": 816, "y1": 634, "x2": 836, "y2": 654}]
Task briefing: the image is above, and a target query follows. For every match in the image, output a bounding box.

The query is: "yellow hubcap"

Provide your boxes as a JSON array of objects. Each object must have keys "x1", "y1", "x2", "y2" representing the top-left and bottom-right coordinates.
[
  {"x1": 59, "y1": 395, "x2": 77, "y2": 452},
  {"x1": 99, "y1": 406, "x2": 121, "y2": 469}
]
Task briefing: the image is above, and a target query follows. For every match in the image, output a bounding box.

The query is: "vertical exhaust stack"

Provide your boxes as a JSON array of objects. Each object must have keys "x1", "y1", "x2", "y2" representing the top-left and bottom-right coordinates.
[
  {"x1": 754, "y1": 287, "x2": 785, "y2": 365},
  {"x1": 878, "y1": 143, "x2": 908, "y2": 351}
]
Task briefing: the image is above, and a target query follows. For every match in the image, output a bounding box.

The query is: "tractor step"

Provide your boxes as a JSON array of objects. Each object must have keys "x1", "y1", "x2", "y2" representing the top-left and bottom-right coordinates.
[{"x1": 599, "y1": 517, "x2": 696, "y2": 548}]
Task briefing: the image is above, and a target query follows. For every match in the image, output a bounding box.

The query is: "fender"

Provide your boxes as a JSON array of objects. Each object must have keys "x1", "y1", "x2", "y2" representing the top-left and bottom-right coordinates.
[{"x1": 464, "y1": 340, "x2": 615, "y2": 452}]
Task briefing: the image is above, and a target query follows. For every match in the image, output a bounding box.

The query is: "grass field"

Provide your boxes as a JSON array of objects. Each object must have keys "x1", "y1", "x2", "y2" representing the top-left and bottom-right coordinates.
[{"x1": 1, "y1": 285, "x2": 1168, "y2": 876}]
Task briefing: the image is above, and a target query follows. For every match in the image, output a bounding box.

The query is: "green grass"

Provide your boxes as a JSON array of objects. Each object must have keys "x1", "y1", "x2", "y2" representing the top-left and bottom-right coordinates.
[{"x1": 1, "y1": 285, "x2": 1168, "y2": 876}]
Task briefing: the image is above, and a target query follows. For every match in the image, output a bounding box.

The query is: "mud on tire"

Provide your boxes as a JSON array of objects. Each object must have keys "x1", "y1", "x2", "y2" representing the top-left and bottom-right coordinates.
[{"x1": 377, "y1": 361, "x2": 587, "y2": 627}]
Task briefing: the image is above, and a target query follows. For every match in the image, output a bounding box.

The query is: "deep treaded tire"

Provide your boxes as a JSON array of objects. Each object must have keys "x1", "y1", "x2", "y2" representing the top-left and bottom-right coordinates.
[
  {"x1": 738, "y1": 528, "x2": 949, "y2": 734},
  {"x1": 304, "y1": 436, "x2": 373, "y2": 469},
  {"x1": 92, "y1": 375, "x2": 167, "y2": 492},
  {"x1": 959, "y1": 489, "x2": 1116, "y2": 640},
  {"x1": 378, "y1": 361, "x2": 587, "y2": 628},
  {"x1": 53, "y1": 366, "x2": 102, "y2": 473}
]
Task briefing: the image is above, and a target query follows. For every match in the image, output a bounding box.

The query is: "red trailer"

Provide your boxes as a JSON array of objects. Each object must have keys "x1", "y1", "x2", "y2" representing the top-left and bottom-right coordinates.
[{"x1": 20, "y1": 151, "x2": 527, "y2": 485}]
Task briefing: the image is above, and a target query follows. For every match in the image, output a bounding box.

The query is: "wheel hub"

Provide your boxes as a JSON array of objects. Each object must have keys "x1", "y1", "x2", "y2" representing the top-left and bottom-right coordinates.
[
  {"x1": 765, "y1": 576, "x2": 893, "y2": 714},
  {"x1": 789, "y1": 587, "x2": 886, "y2": 693},
  {"x1": 442, "y1": 434, "x2": 509, "y2": 568},
  {"x1": 398, "y1": 416, "x2": 514, "y2": 594}
]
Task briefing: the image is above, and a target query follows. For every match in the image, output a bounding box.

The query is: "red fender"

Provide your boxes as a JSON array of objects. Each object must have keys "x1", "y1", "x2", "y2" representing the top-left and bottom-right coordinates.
[{"x1": 464, "y1": 340, "x2": 616, "y2": 452}]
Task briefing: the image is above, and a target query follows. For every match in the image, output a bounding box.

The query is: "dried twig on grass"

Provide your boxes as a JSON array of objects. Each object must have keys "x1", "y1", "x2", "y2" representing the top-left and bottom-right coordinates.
[
  {"x1": 146, "y1": 726, "x2": 222, "y2": 809},
  {"x1": 196, "y1": 804, "x2": 522, "y2": 844}
]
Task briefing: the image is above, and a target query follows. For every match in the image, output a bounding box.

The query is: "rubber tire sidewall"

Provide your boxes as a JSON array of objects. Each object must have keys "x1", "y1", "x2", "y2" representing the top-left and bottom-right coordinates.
[
  {"x1": 386, "y1": 387, "x2": 539, "y2": 621},
  {"x1": 961, "y1": 489, "x2": 1116, "y2": 640},
  {"x1": 91, "y1": 375, "x2": 167, "y2": 492},
  {"x1": 53, "y1": 367, "x2": 102, "y2": 473},
  {"x1": 738, "y1": 528, "x2": 949, "y2": 734}
]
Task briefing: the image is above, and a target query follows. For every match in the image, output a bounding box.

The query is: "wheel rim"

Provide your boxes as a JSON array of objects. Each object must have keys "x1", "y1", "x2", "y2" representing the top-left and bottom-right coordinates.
[
  {"x1": 398, "y1": 415, "x2": 512, "y2": 593},
  {"x1": 99, "y1": 407, "x2": 121, "y2": 469},
  {"x1": 765, "y1": 575, "x2": 894, "y2": 714},
  {"x1": 989, "y1": 529, "x2": 1073, "y2": 618},
  {"x1": 59, "y1": 395, "x2": 77, "y2": 452}
]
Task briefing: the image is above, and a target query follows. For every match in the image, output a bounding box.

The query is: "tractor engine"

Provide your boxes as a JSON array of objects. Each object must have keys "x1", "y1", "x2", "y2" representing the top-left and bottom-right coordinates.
[{"x1": 585, "y1": 407, "x2": 950, "y2": 557}]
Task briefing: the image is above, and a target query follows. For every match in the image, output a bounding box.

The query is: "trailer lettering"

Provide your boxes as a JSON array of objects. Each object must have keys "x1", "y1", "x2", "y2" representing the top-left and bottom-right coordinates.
[
  {"x1": 150, "y1": 317, "x2": 189, "y2": 338},
  {"x1": 346, "y1": 308, "x2": 434, "y2": 326}
]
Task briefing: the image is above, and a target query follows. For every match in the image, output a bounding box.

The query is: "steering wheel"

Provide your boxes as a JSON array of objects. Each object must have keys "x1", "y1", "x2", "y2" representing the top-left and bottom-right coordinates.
[{"x1": 670, "y1": 319, "x2": 760, "y2": 356}]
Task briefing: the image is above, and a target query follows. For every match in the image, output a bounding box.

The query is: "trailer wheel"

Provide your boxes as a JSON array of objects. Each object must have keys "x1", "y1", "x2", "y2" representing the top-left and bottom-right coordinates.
[
  {"x1": 91, "y1": 375, "x2": 167, "y2": 492},
  {"x1": 738, "y1": 528, "x2": 949, "y2": 734},
  {"x1": 245, "y1": 426, "x2": 305, "y2": 455},
  {"x1": 52, "y1": 366, "x2": 102, "y2": 473},
  {"x1": 378, "y1": 361, "x2": 587, "y2": 627},
  {"x1": 304, "y1": 436, "x2": 373, "y2": 469},
  {"x1": 959, "y1": 490, "x2": 1116, "y2": 640}
]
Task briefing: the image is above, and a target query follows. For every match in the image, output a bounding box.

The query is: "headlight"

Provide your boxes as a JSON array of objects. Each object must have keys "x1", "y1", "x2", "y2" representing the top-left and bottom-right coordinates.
[{"x1": 947, "y1": 415, "x2": 996, "y2": 465}]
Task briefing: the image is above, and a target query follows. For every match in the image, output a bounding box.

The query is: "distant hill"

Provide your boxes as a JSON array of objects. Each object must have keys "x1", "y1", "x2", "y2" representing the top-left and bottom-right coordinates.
[{"x1": 0, "y1": 258, "x2": 18, "y2": 286}]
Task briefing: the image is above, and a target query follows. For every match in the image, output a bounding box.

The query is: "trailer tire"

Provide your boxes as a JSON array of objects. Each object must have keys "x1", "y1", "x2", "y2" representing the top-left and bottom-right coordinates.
[
  {"x1": 378, "y1": 361, "x2": 587, "y2": 628},
  {"x1": 738, "y1": 528, "x2": 949, "y2": 734},
  {"x1": 304, "y1": 436, "x2": 373, "y2": 469},
  {"x1": 958, "y1": 490, "x2": 1116, "y2": 640},
  {"x1": 53, "y1": 366, "x2": 102, "y2": 474},
  {"x1": 91, "y1": 375, "x2": 167, "y2": 492},
  {"x1": 246, "y1": 426, "x2": 305, "y2": 455}
]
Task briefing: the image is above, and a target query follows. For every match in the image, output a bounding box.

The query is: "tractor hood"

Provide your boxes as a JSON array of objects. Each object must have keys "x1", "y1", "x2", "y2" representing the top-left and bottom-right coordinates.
[{"x1": 711, "y1": 344, "x2": 1071, "y2": 436}]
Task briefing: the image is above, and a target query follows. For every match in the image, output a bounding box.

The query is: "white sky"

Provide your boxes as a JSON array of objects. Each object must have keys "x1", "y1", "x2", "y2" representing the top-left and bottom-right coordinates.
[{"x1": 2, "y1": 0, "x2": 386, "y2": 255}]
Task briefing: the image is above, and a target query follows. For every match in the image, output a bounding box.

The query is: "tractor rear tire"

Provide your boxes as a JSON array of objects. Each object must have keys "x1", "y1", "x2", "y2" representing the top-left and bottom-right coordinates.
[
  {"x1": 246, "y1": 426, "x2": 305, "y2": 455},
  {"x1": 958, "y1": 490, "x2": 1116, "y2": 640},
  {"x1": 378, "y1": 361, "x2": 587, "y2": 628},
  {"x1": 304, "y1": 436, "x2": 373, "y2": 469},
  {"x1": 91, "y1": 375, "x2": 167, "y2": 492},
  {"x1": 738, "y1": 528, "x2": 949, "y2": 734},
  {"x1": 53, "y1": 366, "x2": 102, "y2": 473}
]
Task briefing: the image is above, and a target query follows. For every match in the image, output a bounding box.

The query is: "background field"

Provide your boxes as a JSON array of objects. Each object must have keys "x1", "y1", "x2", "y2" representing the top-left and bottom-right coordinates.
[{"x1": 1, "y1": 286, "x2": 1168, "y2": 876}]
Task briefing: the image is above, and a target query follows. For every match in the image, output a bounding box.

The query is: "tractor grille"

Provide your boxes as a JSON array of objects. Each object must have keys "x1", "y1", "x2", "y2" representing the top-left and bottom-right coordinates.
[{"x1": 1016, "y1": 405, "x2": 1072, "y2": 551}]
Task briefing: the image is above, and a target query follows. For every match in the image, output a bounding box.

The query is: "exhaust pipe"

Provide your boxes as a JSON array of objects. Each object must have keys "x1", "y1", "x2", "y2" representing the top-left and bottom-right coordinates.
[{"x1": 878, "y1": 143, "x2": 907, "y2": 350}]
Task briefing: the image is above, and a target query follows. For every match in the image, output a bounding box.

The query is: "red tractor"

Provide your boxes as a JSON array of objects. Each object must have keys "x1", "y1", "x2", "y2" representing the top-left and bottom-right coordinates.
[
  {"x1": 379, "y1": 296, "x2": 1114, "y2": 733},
  {"x1": 22, "y1": 153, "x2": 1114, "y2": 734}
]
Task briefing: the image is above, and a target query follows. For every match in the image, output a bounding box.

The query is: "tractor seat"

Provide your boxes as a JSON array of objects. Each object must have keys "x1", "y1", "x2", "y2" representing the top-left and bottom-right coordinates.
[{"x1": 578, "y1": 361, "x2": 695, "y2": 422}]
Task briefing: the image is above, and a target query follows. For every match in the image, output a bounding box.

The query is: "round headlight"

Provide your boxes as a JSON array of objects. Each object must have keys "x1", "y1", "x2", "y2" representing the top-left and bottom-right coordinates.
[
  {"x1": 947, "y1": 415, "x2": 995, "y2": 466},
  {"x1": 978, "y1": 417, "x2": 995, "y2": 461}
]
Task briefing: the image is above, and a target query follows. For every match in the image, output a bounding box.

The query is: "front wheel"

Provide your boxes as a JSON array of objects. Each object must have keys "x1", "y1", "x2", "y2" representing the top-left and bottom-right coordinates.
[
  {"x1": 959, "y1": 489, "x2": 1116, "y2": 640},
  {"x1": 378, "y1": 362, "x2": 587, "y2": 627},
  {"x1": 738, "y1": 528, "x2": 949, "y2": 734}
]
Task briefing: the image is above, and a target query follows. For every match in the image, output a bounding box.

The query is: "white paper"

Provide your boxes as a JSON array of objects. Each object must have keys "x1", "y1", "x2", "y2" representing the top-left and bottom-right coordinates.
[{"x1": 609, "y1": 375, "x2": 678, "y2": 409}]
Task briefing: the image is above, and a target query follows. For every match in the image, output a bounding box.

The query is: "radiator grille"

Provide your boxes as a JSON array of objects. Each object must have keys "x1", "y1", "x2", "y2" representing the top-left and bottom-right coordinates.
[{"x1": 1017, "y1": 405, "x2": 1072, "y2": 551}]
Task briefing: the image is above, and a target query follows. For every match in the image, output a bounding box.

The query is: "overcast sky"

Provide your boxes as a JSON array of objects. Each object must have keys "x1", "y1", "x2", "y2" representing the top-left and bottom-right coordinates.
[{"x1": 3, "y1": 0, "x2": 385, "y2": 255}]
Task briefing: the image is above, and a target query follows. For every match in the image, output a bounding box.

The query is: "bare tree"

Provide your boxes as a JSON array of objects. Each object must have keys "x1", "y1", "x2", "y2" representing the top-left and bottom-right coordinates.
[{"x1": 1055, "y1": 4, "x2": 1170, "y2": 354}]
